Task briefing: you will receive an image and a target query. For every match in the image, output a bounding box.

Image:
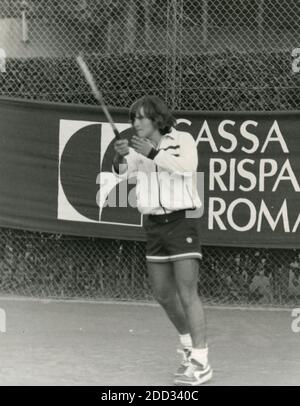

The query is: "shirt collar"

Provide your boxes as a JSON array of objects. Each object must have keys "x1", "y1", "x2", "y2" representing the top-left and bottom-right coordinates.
[{"x1": 163, "y1": 132, "x2": 175, "y2": 140}]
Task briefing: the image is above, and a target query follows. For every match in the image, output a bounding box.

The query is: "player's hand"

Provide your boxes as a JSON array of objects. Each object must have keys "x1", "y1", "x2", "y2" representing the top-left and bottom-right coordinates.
[
  {"x1": 114, "y1": 139, "x2": 129, "y2": 157},
  {"x1": 131, "y1": 136, "x2": 153, "y2": 157}
]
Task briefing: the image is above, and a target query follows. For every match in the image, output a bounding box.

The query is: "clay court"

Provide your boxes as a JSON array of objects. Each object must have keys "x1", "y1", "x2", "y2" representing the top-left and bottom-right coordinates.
[
  {"x1": 1, "y1": 0, "x2": 300, "y2": 388},
  {"x1": 0, "y1": 298, "x2": 299, "y2": 386}
]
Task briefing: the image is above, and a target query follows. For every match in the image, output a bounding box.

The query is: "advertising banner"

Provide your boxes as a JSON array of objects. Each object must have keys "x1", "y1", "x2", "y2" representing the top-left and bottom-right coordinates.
[{"x1": 0, "y1": 97, "x2": 299, "y2": 247}]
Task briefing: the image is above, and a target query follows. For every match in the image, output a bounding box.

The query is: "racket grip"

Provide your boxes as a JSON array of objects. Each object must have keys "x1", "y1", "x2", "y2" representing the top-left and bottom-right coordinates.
[{"x1": 113, "y1": 128, "x2": 121, "y2": 139}]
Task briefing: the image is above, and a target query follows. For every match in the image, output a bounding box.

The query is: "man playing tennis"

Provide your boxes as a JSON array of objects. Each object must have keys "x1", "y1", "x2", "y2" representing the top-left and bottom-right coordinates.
[{"x1": 113, "y1": 95, "x2": 212, "y2": 386}]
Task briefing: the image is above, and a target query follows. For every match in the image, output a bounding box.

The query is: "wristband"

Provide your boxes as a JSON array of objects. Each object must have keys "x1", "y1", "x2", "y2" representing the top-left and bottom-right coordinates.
[{"x1": 147, "y1": 148, "x2": 159, "y2": 160}]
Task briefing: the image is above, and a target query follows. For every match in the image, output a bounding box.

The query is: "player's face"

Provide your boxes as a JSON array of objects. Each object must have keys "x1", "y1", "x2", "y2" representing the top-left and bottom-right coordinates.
[{"x1": 133, "y1": 107, "x2": 156, "y2": 139}]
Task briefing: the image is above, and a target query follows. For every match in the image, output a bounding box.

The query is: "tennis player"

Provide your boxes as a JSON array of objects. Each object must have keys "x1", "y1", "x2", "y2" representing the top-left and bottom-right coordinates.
[{"x1": 113, "y1": 95, "x2": 212, "y2": 386}]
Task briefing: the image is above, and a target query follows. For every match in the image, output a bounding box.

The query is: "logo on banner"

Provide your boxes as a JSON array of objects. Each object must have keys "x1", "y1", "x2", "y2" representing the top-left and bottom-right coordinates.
[{"x1": 57, "y1": 119, "x2": 142, "y2": 226}]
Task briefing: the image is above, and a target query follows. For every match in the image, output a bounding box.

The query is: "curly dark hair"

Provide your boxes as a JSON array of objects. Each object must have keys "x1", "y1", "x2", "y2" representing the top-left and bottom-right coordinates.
[{"x1": 129, "y1": 95, "x2": 176, "y2": 135}]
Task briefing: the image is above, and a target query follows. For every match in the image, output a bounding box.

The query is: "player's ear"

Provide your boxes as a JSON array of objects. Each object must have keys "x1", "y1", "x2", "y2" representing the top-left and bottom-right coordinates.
[{"x1": 155, "y1": 114, "x2": 164, "y2": 129}]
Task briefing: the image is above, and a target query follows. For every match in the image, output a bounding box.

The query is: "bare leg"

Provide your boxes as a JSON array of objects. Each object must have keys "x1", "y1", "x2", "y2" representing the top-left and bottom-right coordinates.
[
  {"x1": 147, "y1": 261, "x2": 189, "y2": 334},
  {"x1": 174, "y1": 259, "x2": 206, "y2": 348}
]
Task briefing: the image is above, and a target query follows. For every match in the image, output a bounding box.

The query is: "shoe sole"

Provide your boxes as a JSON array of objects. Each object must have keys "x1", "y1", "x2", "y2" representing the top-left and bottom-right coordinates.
[
  {"x1": 174, "y1": 369, "x2": 213, "y2": 386},
  {"x1": 174, "y1": 368, "x2": 189, "y2": 377}
]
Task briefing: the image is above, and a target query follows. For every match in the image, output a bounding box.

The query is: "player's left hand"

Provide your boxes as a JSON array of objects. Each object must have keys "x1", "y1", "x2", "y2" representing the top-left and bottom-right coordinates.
[{"x1": 131, "y1": 136, "x2": 153, "y2": 157}]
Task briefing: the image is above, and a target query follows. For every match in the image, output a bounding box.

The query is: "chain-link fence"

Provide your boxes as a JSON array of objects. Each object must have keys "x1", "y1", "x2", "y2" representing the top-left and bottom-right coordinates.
[
  {"x1": 0, "y1": 228, "x2": 299, "y2": 306},
  {"x1": 1, "y1": 0, "x2": 300, "y2": 110},
  {"x1": 1, "y1": 0, "x2": 300, "y2": 306}
]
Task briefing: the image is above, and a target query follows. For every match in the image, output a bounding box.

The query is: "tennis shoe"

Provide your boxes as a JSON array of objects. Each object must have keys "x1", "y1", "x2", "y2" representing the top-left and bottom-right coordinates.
[
  {"x1": 174, "y1": 358, "x2": 213, "y2": 386},
  {"x1": 174, "y1": 348, "x2": 191, "y2": 376}
]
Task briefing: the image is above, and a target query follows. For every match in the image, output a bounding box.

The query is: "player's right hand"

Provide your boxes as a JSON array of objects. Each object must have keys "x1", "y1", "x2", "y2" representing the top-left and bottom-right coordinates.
[{"x1": 114, "y1": 139, "x2": 129, "y2": 156}]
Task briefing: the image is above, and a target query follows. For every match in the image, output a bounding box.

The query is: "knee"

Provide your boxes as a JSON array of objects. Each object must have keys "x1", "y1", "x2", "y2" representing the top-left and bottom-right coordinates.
[
  {"x1": 177, "y1": 287, "x2": 198, "y2": 309},
  {"x1": 153, "y1": 290, "x2": 175, "y2": 308}
]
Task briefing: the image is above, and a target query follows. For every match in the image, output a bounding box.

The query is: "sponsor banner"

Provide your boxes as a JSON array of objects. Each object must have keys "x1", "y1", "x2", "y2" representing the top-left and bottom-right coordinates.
[{"x1": 0, "y1": 97, "x2": 299, "y2": 247}]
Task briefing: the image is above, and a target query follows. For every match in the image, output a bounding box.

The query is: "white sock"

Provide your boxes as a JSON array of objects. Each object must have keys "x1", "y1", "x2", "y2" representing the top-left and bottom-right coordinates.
[
  {"x1": 191, "y1": 346, "x2": 208, "y2": 366},
  {"x1": 179, "y1": 333, "x2": 192, "y2": 349}
]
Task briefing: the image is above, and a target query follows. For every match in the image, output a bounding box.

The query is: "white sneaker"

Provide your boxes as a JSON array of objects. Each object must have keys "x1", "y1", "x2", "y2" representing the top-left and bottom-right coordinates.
[{"x1": 174, "y1": 358, "x2": 213, "y2": 386}]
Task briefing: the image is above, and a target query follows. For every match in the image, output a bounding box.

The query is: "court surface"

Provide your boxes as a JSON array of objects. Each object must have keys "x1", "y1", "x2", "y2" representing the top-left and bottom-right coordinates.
[{"x1": 0, "y1": 297, "x2": 299, "y2": 386}]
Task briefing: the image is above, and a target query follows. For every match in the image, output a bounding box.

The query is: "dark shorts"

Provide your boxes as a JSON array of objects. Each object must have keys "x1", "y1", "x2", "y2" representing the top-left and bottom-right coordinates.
[{"x1": 143, "y1": 210, "x2": 202, "y2": 263}]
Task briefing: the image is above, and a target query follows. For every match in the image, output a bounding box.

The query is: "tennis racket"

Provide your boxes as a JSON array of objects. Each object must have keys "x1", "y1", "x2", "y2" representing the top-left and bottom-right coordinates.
[{"x1": 76, "y1": 55, "x2": 121, "y2": 140}]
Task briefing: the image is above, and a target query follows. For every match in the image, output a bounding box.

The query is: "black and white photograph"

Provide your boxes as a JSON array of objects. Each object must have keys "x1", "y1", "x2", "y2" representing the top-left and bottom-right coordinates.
[{"x1": 0, "y1": 0, "x2": 300, "y2": 389}]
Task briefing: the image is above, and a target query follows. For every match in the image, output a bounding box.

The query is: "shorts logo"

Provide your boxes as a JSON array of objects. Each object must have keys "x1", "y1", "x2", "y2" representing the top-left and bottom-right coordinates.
[{"x1": 186, "y1": 237, "x2": 193, "y2": 243}]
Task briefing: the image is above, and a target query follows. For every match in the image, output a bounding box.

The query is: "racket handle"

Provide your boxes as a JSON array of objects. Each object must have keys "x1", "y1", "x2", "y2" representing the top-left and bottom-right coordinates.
[{"x1": 113, "y1": 127, "x2": 121, "y2": 140}]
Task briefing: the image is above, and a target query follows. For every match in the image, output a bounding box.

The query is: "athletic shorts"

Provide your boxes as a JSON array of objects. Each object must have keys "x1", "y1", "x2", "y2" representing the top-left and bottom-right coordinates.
[{"x1": 143, "y1": 210, "x2": 202, "y2": 263}]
